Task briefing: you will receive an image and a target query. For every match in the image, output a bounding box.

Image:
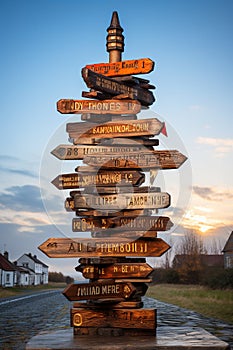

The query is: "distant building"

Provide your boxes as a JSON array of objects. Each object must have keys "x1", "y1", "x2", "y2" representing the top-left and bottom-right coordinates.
[
  {"x1": 222, "y1": 231, "x2": 233, "y2": 269},
  {"x1": 0, "y1": 252, "x2": 17, "y2": 287},
  {"x1": 16, "y1": 253, "x2": 49, "y2": 285},
  {"x1": 173, "y1": 254, "x2": 224, "y2": 268}
]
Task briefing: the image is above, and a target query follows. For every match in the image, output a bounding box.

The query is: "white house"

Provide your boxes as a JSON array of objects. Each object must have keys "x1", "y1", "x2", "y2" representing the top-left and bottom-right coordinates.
[
  {"x1": 0, "y1": 252, "x2": 17, "y2": 287},
  {"x1": 16, "y1": 253, "x2": 49, "y2": 285}
]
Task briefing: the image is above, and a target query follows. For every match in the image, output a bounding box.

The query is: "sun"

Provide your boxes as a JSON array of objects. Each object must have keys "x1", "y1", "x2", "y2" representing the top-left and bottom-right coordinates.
[{"x1": 199, "y1": 224, "x2": 212, "y2": 234}]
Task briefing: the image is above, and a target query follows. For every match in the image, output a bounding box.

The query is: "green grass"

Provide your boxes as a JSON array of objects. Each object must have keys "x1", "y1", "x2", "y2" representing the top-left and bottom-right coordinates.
[
  {"x1": 0, "y1": 282, "x2": 66, "y2": 298},
  {"x1": 147, "y1": 284, "x2": 233, "y2": 324}
]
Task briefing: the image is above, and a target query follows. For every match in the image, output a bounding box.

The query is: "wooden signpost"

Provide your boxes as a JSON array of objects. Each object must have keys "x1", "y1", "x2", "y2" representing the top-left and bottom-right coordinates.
[
  {"x1": 63, "y1": 280, "x2": 136, "y2": 301},
  {"x1": 73, "y1": 191, "x2": 170, "y2": 210},
  {"x1": 38, "y1": 11, "x2": 188, "y2": 339},
  {"x1": 80, "y1": 262, "x2": 154, "y2": 279},
  {"x1": 57, "y1": 99, "x2": 141, "y2": 115},
  {"x1": 82, "y1": 68, "x2": 155, "y2": 106},
  {"x1": 85, "y1": 58, "x2": 154, "y2": 77},
  {"x1": 83, "y1": 150, "x2": 187, "y2": 169},
  {"x1": 38, "y1": 237, "x2": 170, "y2": 258},
  {"x1": 52, "y1": 170, "x2": 145, "y2": 189},
  {"x1": 51, "y1": 144, "x2": 146, "y2": 160},
  {"x1": 71, "y1": 308, "x2": 156, "y2": 330},
  {"x1": 66, "y1": 118, "x2": 164, "y2": 139},
  {"x1": 72, "y1": 216, "x2": 173, "y2": 232}
]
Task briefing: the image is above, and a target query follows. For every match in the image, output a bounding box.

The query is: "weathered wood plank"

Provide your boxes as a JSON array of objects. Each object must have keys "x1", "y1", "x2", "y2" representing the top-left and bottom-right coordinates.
[
  {"x1": 71, "y1": 308, "x2": 156, "y2": 330},
  {"x1": 91, "y1": 230, "x2": 157, "y2": 239},
  {"x1": 79, "y1": 262, "x2": 153, "y2": 279},
  {"x1": 51, "y1": 144, "x2": 146, "y2": 160},
  {"x1": 82, "y1": 68, "x2": 155, "y2": 106},
  {"x1": 73, "y1": 300, "x2": 143, "y2": 309},
  {"x1": 38, "y1": 237, "x2": 170, "y2": 258},
  {"x1": 66, "y1": 118, "x2": 164, "y2": 140},
  {"x1": 74, "y1": 209, "x2": 151, "y2": 217},
  {"x1": 57, "y1": 99, "x2": 141, "y2": 115},
  {"x1": 73, "y1": 191, "x2": 170, "y2": 210},
  {"x1": 83, "y1": 150, "x2": 187, "y2": 169},
  {"x1": 78, "y1": 257, "x2": 146, "y2": 265},
  {"x1": 85, "y1": 58, "x2": 155, "y2": 77},
  {"x1": 63, "y1": 280, "x2": 136, "y2": 301},
  {"x1": 52, "y1": 170, "x2": 145, "y2": 189},
  {"x1": 72, "y1": 216, "x2": 173, "y2": 232},
  {"x1": 70, "y1": 136, "x2": 159, "y2": 146}
]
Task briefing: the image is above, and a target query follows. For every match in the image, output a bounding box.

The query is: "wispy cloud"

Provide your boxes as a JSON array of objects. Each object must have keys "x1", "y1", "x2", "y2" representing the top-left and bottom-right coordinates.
[
  {"x1": 193, "y1": 185, "x2": 233, "y2": 201},
  {"x1": 0, "y1": 165, "x2": 37, "y2": 178},
  {"x1": 196, "y1": 137, "x2": 233, "y2": 156}
]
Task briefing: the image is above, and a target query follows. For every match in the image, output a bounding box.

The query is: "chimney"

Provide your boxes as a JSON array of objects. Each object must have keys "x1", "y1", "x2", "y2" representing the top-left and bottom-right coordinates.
[{"x1": 4, "y1": 251, "x2": 9, "y2": 260}]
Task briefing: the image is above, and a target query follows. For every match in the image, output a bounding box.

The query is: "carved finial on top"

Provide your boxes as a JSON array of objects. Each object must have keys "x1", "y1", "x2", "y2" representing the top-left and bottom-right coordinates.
[{"x1": 106, "y1": 11, "x2": 124, "y2": 63}]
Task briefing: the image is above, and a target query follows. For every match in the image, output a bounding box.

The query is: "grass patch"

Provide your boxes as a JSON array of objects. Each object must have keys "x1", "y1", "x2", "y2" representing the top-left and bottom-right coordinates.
[
  {"x1": 147, "y1": 284, "x2": 233, "y2": 324},
  {"x1": 0, "y1": 282, "x2": 66, "y2": 298}
]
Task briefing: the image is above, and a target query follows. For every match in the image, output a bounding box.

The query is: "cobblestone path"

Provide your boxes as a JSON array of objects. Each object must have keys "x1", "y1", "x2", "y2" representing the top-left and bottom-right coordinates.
[{"x1": 0, "y1": 291, "x2": 232, "y2": 349}]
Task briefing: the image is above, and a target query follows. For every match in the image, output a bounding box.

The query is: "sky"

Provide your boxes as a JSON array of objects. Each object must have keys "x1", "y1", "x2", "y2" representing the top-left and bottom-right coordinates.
[{"x1": 0, "y1": 0, "x2": 232, "y2": 277}]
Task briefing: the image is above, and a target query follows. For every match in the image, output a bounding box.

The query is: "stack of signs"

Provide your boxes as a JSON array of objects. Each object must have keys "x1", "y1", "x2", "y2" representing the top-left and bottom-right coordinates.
[{"x1": 39, "y1": 18, "x2": 187, "y2": 337}]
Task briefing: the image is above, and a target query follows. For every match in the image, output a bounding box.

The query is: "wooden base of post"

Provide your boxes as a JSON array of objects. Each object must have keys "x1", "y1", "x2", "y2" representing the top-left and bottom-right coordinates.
[{"x1": 71, "y1": 305, "x2": 156, "y2": 337}]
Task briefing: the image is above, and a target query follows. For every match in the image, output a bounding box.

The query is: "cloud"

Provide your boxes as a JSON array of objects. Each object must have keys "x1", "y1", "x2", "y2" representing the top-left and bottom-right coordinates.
[
  {"x1": 196, "y1": 137, "x2": 233, "y2": 156},
  {"x1": 0, "y1": 165, "x2": 37, "y2": 178},
  {"x1": 0, "y1": 155, "x2": 37, "y2": 178},
  {"x1": 193, "y1": 185, "x2": 233, "y2": 201},
  {"x1": 0, "y1": 185, "x2": 44, "y2": 212}
]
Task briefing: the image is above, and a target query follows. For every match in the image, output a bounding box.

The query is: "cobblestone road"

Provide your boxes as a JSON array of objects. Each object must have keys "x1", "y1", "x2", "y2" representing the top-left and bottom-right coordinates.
[{"x1": 0, "y1": 290, "x2": 232, "y2": 349}]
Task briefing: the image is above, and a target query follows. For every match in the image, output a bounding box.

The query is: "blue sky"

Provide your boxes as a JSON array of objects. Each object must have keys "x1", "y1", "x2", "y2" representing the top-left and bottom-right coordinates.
[{"x1": 0, "y1": 0, "x2": 232, "y2": 276}]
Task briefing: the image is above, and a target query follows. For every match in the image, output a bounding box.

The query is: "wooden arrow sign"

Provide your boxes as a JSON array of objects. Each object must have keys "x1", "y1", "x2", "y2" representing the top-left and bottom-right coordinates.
[
  {"x1": 80, "y1": 262, "x2": 154, "y2": 279},
  {"x1": 52, "y1": 170, "x2": 145, "y2": 189},
  {"x1": 83, "y1": 150, "x2": 187, "y2": 170},
  {"x1": 82, "y1": 68, "x2": 155, "y2": 106},
  {"x1": 50, "y1": 144, "x2": 146, "y2": 160},
  {"x1": 63, "y1": 280, "x2": 136, "y2": 301},
  {"x1": 73, "y1": 191, "x2": 170, "y2": 210},
  {"x1": 72, "y1": 216, "x2": 173, "y2": 232},
  {"x1": 66, "y1": 118, "x2": 164, "y2": 140},
  {"x1": 38, "y1": 237, "x2": 170, "y2": 258},
  {"x1": 57, "y1": 99, "x2": 141, "y2": 115},
  {"x1": 86, "y1": 58, "x2": 155, "y2": 77}
]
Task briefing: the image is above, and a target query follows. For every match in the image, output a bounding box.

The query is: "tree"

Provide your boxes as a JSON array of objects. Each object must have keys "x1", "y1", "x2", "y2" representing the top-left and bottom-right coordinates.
[
  {"x1": 49, "y1": 271, "x2": 74, "y2": 283},
  {"x1": 173, "y1": 231, "x2": 207, "y2": 284}
]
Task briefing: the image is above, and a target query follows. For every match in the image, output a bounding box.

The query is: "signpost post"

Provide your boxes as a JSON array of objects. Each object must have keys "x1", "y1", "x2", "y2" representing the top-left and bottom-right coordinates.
[{"x1": 37, "y1": 10, "x2": 188, "y2": 339}]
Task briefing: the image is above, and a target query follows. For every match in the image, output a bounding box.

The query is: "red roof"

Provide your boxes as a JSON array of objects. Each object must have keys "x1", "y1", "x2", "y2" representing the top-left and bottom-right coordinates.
[{"x1": 0, "y1": 253, "x2": 17, "y2": 271}]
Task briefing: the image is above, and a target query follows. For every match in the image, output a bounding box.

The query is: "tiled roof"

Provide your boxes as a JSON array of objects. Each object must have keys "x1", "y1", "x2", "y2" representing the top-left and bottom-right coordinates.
[{"x1": 0, "y1": 253, "x2": 17, "y2": 271}]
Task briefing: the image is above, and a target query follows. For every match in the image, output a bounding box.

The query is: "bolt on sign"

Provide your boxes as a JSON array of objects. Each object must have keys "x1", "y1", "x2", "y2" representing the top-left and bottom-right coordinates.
[{"x1": 38, "y1": 10, "x2": 188, "y2": 337}]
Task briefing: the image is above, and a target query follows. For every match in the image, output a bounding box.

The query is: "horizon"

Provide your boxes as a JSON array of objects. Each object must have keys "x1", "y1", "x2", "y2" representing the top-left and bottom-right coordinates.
[{"x1": 0, "y1": 0, "x2": 232, "y2": 277}]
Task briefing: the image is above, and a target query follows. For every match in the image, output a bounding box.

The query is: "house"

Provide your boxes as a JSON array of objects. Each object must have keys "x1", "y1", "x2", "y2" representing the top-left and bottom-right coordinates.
[
  {"x1": 16, "y1": 253, "x2": 49, "y2": 285},
  {"x1": 14, "y1": 264, "x2": 31, "y2": 286},
  {"x1": 173, "y1": 254, "x2": 224, "y2": 269},
  {"x1": 0, "y1": 252, "x2": 17, "y2": 287},
  {"x1": 222, "y1": 231, "x2": 233, "y2": 269}
]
